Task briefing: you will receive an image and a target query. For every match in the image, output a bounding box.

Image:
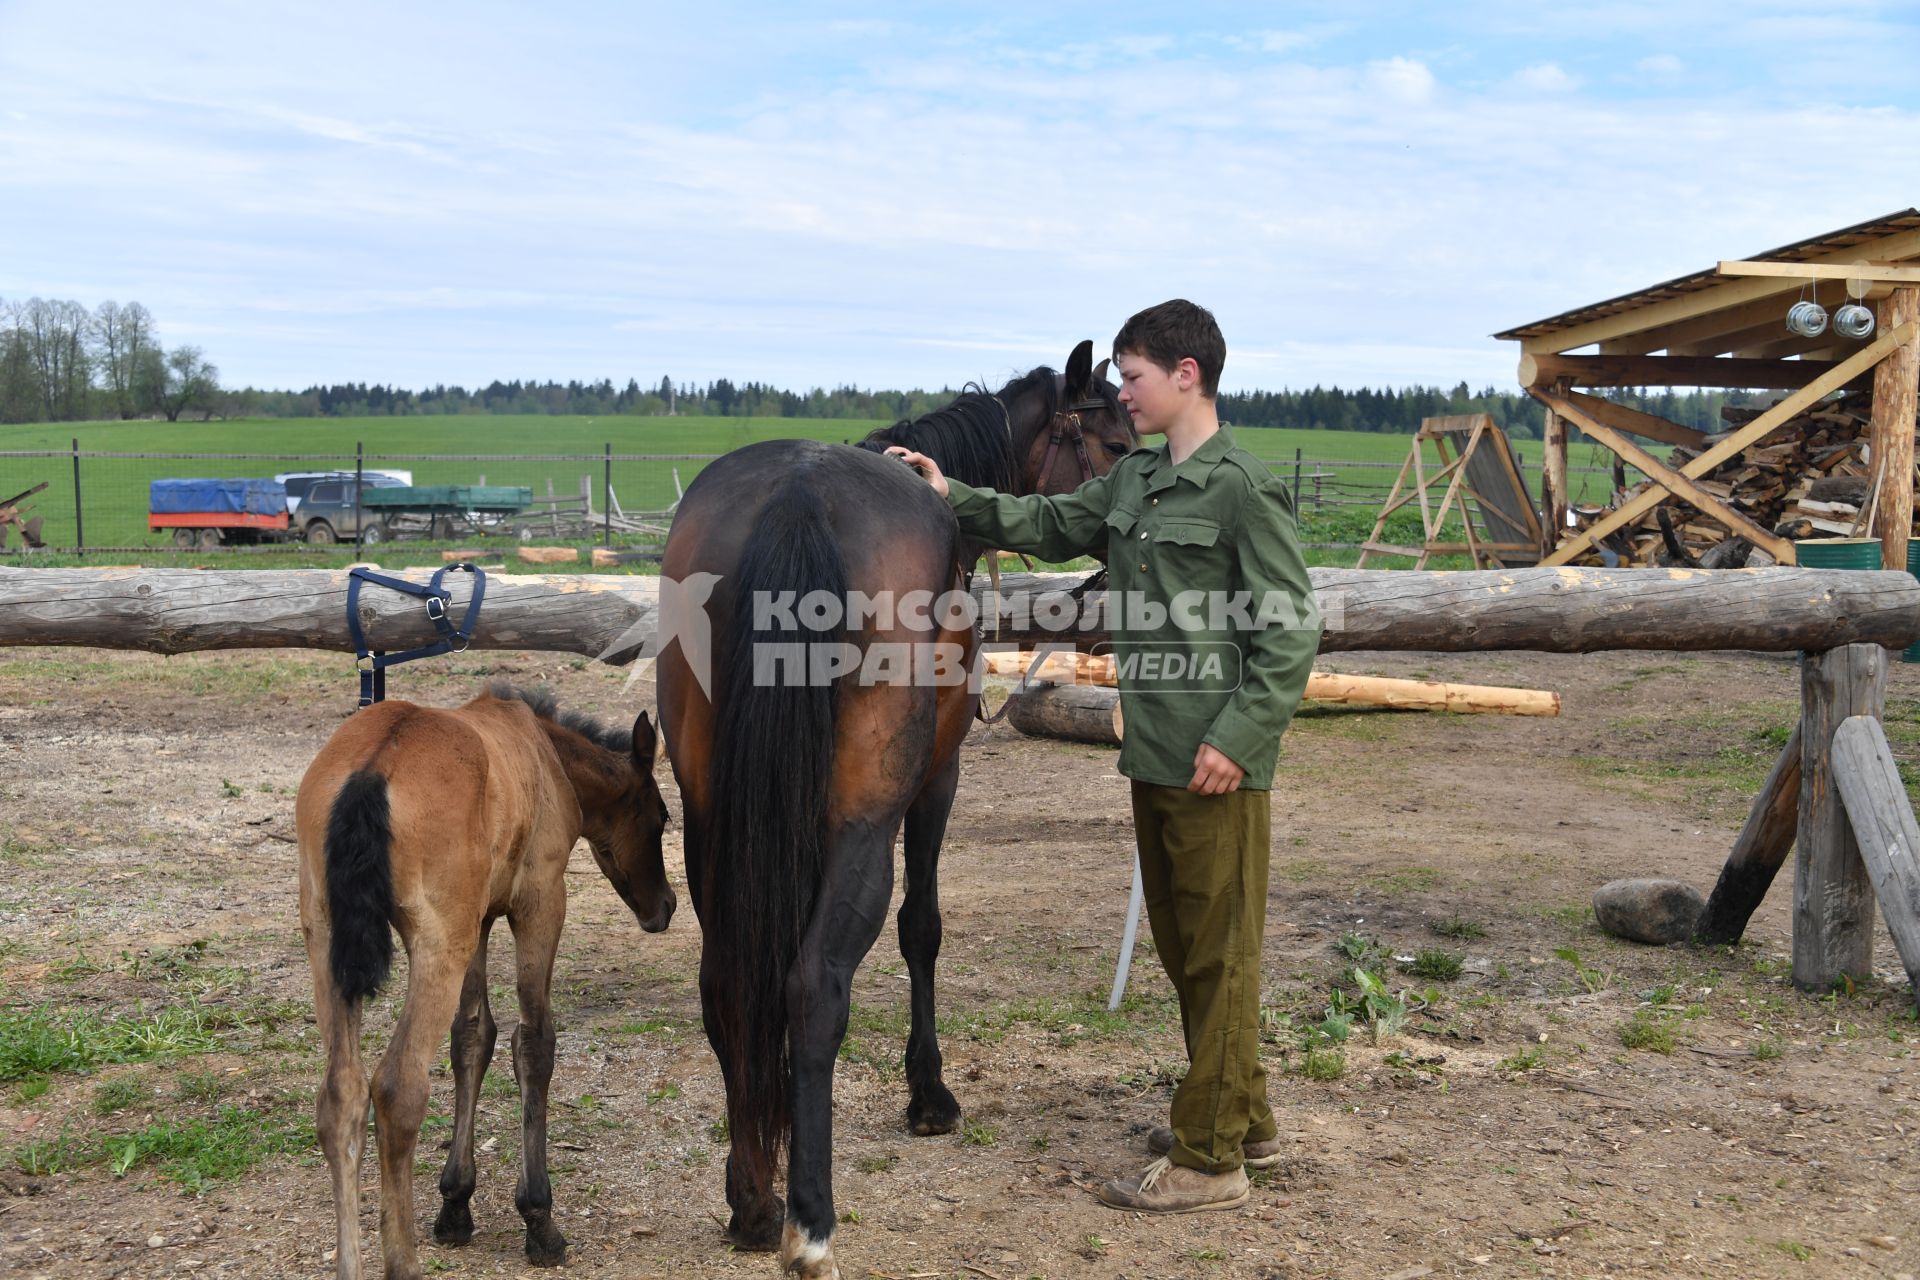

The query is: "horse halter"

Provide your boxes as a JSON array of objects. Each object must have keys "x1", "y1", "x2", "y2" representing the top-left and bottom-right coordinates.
[{"x1": 1034, "y1": 377, "x2": 1110, "y2": 494}]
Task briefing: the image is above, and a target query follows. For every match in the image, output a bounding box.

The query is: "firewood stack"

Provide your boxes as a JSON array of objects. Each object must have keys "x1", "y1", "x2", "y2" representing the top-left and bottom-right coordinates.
[{"x1": 1577, "y1": 391, "x2": 1918, "y2": 566}]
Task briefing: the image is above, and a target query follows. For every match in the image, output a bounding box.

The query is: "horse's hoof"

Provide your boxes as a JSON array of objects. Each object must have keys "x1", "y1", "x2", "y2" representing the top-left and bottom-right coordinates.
[
  {"x1": 906, "y1": 1085, "x2": 961, "y2": 1136},
  {"x1": 432, "y1": 1200, "x2": 474, "y2": 1246},
  {"x1": 780, "y1": 1221, "x2": 840, "y2": 1279},
  {"x1": 726, "y1": 1202, "x2": 784, "y2": 1252},
  {"x1": 523, "y1": 1219, "x2": 568, "y2": 1267}
]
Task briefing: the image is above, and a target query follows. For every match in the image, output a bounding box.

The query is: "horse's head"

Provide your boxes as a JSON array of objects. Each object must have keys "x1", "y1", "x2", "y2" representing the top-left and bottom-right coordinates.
[
  {"x1": 585, "y1": 710, "x2": 676, "y2": 933},
  {"x1": 1010, "y1": 339, "x2": 1139, "y2": 497}
]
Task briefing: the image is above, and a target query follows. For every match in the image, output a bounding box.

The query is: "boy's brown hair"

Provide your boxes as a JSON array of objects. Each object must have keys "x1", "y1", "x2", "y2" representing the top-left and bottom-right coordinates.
[{"x1": 1113, "y1": 299, "x2": 1225, "y2": 398}]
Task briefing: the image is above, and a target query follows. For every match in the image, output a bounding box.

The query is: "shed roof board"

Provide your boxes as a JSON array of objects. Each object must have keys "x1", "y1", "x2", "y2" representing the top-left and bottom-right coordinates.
[{"x1": 1494, "y1": 210, "x2": 1920, "y2": 354}]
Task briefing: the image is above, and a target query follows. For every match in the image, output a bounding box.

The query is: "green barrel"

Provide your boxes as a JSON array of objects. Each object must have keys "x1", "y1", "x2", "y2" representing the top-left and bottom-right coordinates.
[
  {"x1": 1795, "y1": 537, "x2": 1882, "y2": 570},
  {"x1": 1908, "y1": 539, "x2": 1920, "y2": 663}
]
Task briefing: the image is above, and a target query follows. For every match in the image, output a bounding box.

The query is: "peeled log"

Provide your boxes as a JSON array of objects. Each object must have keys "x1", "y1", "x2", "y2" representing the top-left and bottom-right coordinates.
[
  {"x1": 2, "y1": 565, "x2": 1918, "y2": 660},
  {"x1": 980, "y1": 568, "x2": 1920, "y2": 654},
  {"x1": 1001, "y1": 683, "x2": 1124, "y2": 746},
  {"x1": 981, "y1": 651, "x2": 1559, "y2": 716}
]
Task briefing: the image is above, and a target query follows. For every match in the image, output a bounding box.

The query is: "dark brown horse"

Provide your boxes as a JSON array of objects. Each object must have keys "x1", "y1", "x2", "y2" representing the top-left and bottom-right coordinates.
[
  {"x1": 656, "y1": 342, "x2": 1135, "y2": 1277},
  {"x1": 298, "y1": 684, "x2": 675, "y2": 1280}
]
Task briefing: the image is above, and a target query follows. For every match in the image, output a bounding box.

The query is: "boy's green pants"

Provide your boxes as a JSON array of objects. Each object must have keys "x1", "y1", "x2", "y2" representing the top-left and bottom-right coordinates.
[{"x1": 1130, "y1": 780, "x2": 1274, "y2": 1175}]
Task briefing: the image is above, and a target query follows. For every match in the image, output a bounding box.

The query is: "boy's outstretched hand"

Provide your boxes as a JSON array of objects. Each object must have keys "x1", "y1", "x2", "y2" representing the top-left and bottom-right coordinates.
[
  {"x1": 884, "y1": 447, "x2": 949, "y2": 498},
  {"x1": 1189, "y1": 744, "x2": 1245, "y2": 795}
]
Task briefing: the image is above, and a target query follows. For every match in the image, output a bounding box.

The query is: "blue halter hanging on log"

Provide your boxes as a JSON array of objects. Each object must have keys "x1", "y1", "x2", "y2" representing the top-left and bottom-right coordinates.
[{"x1": 345, "y1": 563, "x2": 487, "y2": 707}]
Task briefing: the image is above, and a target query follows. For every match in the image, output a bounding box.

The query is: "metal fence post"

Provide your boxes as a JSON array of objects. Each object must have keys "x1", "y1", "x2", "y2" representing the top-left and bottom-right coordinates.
[
  {"x1": 354, "y1": 442, "x2": 364, "y2": 554},
  {"x1": 71, "y1": 438, "x2": 84, "y2": 557},
  {"x1": 604, "y1": 443, "x2": 612, "y2": 548},
  {"x1": 1292, "y1": 447, "x2": 1303, "y2": 511}
]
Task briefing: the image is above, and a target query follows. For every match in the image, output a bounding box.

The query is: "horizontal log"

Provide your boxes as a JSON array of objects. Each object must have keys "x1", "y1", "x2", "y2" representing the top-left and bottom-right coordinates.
[
  {"x1": 979, "y1": 568, "x2": 1920, "y2": 654},
  {"x1": 1518, "y1": 351, "x2": 1875, "y2": 391},
  {"x1": 1, "y1": 565, "x2": 1918, "y2": 660},
  {"x1": 1002, "y1": 683, "x2": 1124, "y2": 746},
  {"x1": 981, "y1": 651, "x2": 1560, "y2": 716}
]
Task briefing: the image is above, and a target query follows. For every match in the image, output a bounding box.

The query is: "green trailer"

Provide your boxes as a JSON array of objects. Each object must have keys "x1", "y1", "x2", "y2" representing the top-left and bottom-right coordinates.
[{"x1": 297, "y1": 482, "x2": 534, "y2": 544}]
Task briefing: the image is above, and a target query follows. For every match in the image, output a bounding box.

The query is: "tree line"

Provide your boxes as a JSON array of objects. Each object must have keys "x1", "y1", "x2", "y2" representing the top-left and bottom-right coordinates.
[
  {"x1": 240, "y1": 377, "x2": 1735, "y2": 440},
  {"x1": 1, "y1": 297, "x2": 1739, "y2": 437},
  {"x1": 0, "y1": 298, "x2": 222, "y2": 424}
]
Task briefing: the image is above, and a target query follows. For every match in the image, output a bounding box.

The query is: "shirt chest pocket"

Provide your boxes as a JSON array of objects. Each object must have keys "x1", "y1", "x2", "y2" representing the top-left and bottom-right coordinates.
[{"x1": 1147, "y1": 515, "x2": 1225, "y2": 584}]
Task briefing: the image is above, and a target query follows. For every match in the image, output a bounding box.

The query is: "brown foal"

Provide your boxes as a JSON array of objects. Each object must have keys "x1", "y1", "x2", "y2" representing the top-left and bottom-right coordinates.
[{"x1": 297, "y1": 684, "x2": 674, "y2": 1280}]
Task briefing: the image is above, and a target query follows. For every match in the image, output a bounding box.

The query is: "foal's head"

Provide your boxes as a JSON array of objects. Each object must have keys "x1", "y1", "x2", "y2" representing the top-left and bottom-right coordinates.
[
  {"x1": 584, "y1": 710, "x2": 676, "y2": 935},
  {"x1": 496, "y1": 685, "x2": 676, "y2": 933}
]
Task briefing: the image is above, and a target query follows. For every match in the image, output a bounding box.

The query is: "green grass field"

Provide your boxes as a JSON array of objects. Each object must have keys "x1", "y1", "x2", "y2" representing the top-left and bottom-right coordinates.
[{"x1": 0, "y1": 414, "x2": 1626, "y2": 561}]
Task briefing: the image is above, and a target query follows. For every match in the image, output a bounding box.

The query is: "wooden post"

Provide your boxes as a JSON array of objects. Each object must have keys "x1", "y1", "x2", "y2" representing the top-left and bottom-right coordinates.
[
  {"x1": 1695, "y1": 721, "x2": 1801, "y2": 944},
  {"x1": 1870, "y1": 287, "x2": 1920, "y2": 570},
  {"x1": 1794, "y1": 644, "x2": 1888, "y2": 991},
  {"x1": 1542, "y1": 378, "x2": 1570, "y2": 556},
  {"x1": 1829, "y1": 716, "x2": 1920, "y2": 1005}
]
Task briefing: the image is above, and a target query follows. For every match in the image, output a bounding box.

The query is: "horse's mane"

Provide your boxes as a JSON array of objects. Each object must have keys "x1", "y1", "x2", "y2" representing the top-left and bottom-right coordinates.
[
  {"x1": 488, "y1": 682, "x2": 632, "y2": 754},
  {"x1": 857, "y1": 368, "x2": 1066, "y2": 492}
]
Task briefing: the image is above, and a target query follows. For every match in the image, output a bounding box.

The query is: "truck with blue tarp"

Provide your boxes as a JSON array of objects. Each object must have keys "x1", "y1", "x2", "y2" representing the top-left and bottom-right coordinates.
[{"x1": 148, "y1": 478, "x2": 292, "y2": 549}]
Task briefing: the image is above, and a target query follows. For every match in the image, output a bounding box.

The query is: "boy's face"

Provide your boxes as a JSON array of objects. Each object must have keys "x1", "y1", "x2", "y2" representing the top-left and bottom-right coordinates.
[{"x1": 1113, "y1": 350, "x2": 1193, "y2": 437}]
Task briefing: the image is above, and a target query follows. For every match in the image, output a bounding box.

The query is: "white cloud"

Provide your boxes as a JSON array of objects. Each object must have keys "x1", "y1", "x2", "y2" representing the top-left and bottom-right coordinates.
[
  {"x1": 1367, "y1": 56, "x2": 1438, "y2": 104},
  {"x1": 1636, "y1": 53, "x2": 1685, "y2": 74},
  {"x1": 1514, "y1": 62, "x2": 1581, "y2": 92}
]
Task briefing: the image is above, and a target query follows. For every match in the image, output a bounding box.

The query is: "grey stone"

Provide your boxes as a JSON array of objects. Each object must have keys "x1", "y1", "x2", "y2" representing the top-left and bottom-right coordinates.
[{"x1": 1592, "y1": 877, "x2": 1707, "y2": 945}]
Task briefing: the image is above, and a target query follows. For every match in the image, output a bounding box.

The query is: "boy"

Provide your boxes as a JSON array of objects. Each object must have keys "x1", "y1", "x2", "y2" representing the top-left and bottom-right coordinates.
[{"x1": 888, "y1": 299, "x2": 1320, "y2": 1213}]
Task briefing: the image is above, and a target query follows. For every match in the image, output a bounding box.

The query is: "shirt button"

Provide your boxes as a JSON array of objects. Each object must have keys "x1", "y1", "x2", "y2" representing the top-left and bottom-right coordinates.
[
  {"x1": 1138, "y1": 563, "x2": 1148, "y2": 572},
  {"x1": 1139, "y1": 531, "x2": 1148, "y2": 540},
  {"x1": 1151, "y1": 497, "x2": 1159, "y2": 505}
]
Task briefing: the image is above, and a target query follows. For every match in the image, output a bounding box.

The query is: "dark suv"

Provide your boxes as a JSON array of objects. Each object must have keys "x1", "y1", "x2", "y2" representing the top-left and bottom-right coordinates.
[{"x1": 296, "y1": 479, "x2": 394, "y2": 545}]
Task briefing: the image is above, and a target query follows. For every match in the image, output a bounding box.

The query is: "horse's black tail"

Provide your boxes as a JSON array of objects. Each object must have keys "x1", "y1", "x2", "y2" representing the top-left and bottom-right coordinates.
[
  {"x1": 324, "y1": 770, "x2": 396, "y2": 1004},
  {"x1": 705, "y1": 479, "x2": 847, "y2": 1164}
]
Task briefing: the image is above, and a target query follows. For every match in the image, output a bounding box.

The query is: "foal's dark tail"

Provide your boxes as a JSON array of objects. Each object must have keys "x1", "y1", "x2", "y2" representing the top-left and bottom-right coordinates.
[
  {"x1": 705, "y1": 478, "x2": 847, "y2": 1164},
  {"x1": 324, "y1": 770, "x2": 396, "y2": 1004}
]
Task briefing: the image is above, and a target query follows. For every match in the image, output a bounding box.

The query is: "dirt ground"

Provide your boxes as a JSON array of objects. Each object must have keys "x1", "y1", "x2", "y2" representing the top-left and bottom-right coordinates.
[{"x1": 1, "y1": 643, "x2": 1918, "y2": 1280}]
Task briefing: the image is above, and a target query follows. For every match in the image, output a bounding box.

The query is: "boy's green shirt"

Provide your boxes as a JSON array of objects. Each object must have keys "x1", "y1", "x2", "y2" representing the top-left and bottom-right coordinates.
[{"x1": 946, "y1": 425, "x2": 1321, "y2": 790}]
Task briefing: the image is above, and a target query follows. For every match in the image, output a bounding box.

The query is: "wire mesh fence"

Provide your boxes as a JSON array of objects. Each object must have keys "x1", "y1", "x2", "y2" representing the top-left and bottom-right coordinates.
[{"x1": 0, "y1": 444, "x2": 1633, "y2": 556}]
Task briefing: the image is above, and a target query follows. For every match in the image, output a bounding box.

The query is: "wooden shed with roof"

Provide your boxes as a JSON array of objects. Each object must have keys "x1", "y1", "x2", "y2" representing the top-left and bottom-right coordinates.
[{"x1": 1494, "y1": 210, "x2": 1920, "y2": 569}]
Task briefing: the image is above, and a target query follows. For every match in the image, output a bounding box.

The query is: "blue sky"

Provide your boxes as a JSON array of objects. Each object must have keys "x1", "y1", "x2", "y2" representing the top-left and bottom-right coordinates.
[{"x1": 2, "y1": 2, "x2": 1915, "y2": 394}]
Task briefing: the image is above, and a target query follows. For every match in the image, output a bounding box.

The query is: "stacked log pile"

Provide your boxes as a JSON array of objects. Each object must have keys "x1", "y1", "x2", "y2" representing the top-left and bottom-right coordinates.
[{"x1": 1589, "y1": 391, "x2": 1905, "y2": 566}]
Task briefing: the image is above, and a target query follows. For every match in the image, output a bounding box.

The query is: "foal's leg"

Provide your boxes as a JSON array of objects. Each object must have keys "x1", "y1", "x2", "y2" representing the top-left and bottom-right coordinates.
[
  {"x1": 305, "y1": 924, "x2": 370, "y2": 1280},
  {"x1": 783, "y1": 821, "x2": 895, "y2": 1280},
  {"x1": 899, "y1": 749, "x2": 963, "y2": 1136},
  {"x1": 434, "y1": 920, "x2": 497, "y2": 1246},
  {"x1": 372, "y1": 933, "x2": 474, "y2": 1280},
  {"x1": 507, "y1": 893, "x2": 569, "y2": 1265}
]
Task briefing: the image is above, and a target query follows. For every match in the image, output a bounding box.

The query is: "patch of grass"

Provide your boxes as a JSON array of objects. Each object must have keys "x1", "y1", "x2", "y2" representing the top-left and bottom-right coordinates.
[
  {"x1": 15, "y1": 1075, "x2": 50, "y2": 1103},
  {"x1": 219, "y1": 779, "x2": 243, "y2": 798},
  {"x1": 1429, "y1": 916, "x2": 1486, "y2": 940},
  {"x1": 0, "y1": 1003, "x2": 223, "y2": 1081},
  {"x1": 1027, "y1": 1133, "x2": 1050, "y2": 1152},
  {"x1": 614, "y1": 1016, "x2": 679, "y2": 1036},
  {"x1": 856, "y1": 1154, "x2": 896, "y2": 1174},
  {"x1": 10, "y1": 1102, "x2": 310, "y2": 1192},
  {"x1": 1402, "y1": 950, "x2": 1464, "y2": 981},
  {"x1": 1367, "y1": 866, "x2": 1442, "y2": 895},
  {"x1": 1773, "y1": 1240, "x2": 1813, "y2": 1262},
  {"x1": 94, "y1": 1076, "x2": 147, "y2": 1115},
  {"x1": 0, "y1": 835, "x2": 48, "y2": 868},
  {"x1": 644, "y1": 1083, "x2": 682, "y2": 1104},
  {"x1": 959, "y1": 1118, "x2": 997, "y2": 1147},
  {"x1": 1337, "y1": 932, "x2": 1380, "y2": 963},
  {"x1": 1495, "y1": 1047, "x2": 1544, "y2": 1073},
  {"x1": 1552, "y1": 947, "x2": 1612, "y2": 994},
  {"x1": 1752, "y1": 1040, "x2": 1783, "y2": 1061},
  {"x1": 937, "y1": 991, "x2": 1164, "y2": 1046},
  {"x1": 1299, "y1": 1048, "x2": 1346, "y2": 1081},
  {"x1": 1276, "y1": 857, "x2": 1326, "y2": 882},
  {"x1": 175, "y1": 1070, "x2": 225, "y2": 1103},
  {"x1": 1618, "y1": 1012, "x2": 1677, "y2": 1054},
  {"x1": 707, "y1": 1117, "x2": 729, "y2": 1144}
]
